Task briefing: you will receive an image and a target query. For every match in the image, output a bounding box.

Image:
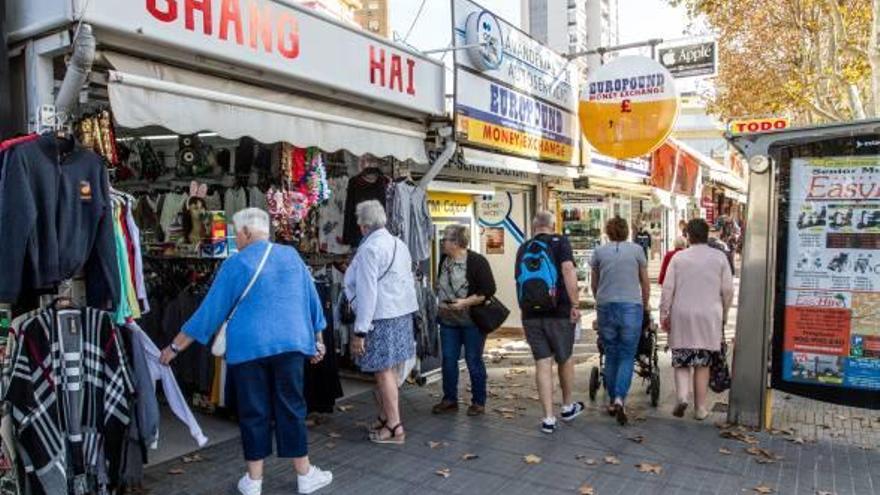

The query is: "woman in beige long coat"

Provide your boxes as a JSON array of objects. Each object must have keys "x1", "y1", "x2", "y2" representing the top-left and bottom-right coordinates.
[{"x1": 660, "y1": 218, "x2": 734, "y2": 420}]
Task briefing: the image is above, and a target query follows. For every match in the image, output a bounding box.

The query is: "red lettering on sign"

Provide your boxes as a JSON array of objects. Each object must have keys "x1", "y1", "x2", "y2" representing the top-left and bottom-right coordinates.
[
  {"x1": 147, "y1": 0, "x2": 177, "y2": 22},
  {"x1": 370, "y1": 46, "x2": 386, "y2": 87},
  {"x1": 406, "y1": 58, "x2": 416, "y2": 96},
  {"x1": 775, "y1": 120, "x2": 787, "y2": 129},
  {"x1": 219, "y1": 0, "x2": 243, "y2": 44},
  {"x1": 276, "y1": 13, "x2": 299, "y2": 59},
  {"x1": 185, "y1": 0, "x2": 212, "y2": 35},
  {"x1": 248, "y1": 1, "x2": 274, "y2": 53},
  {"x1": 620, "y1": 99, "x2": 632, "y2": 113},
  {"x1": 389, "y1": 55, "x2": 403, "y2": 92},
  {"x1": 735, "y1": 123, "x2": 747, "y2": 133}
]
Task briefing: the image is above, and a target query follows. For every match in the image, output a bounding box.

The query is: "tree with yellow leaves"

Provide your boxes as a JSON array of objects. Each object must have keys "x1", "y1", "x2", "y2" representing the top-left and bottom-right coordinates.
[{"x1": 671, "y1": 0, "x2": 879, "y2": 124}]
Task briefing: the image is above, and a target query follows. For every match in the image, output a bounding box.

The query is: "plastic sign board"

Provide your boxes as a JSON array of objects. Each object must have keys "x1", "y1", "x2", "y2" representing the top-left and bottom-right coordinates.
[
  {"x1": 658, "y1": 41, "x2": 717, "y2": 78},
  {"x1": 579, "y1": 56, "x2": 679, "y2": 160},
  {"x1": 729, "y1": 117, "x2": 790, "y2": 135},
  {"x1": 452, "y1": 0, "x2": 578, "y2": 164}
]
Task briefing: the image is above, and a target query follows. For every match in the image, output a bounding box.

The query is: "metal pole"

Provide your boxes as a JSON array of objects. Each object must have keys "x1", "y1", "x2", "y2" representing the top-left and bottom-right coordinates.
[
  {"x1": 566, "y1": 38, "x2": 664, "y2": 61},
  {"x1": 0, "y1": 0, "x2": 13, "y2": 139}
]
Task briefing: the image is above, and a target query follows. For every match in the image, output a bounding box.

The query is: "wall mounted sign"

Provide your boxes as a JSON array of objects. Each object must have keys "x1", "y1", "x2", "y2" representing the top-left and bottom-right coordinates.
[
  {"x1": 658, "y1": 41, "x2": 717, "y2": 78},
  {"x1": 452, "y1": 0, "x2": 578, "y2": 164},
  {"x1": 579, "y1": 56, "x2": 679, "y2": 160}
]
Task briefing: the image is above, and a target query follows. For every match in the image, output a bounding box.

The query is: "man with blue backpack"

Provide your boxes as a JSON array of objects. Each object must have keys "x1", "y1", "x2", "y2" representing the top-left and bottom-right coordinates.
[{"x1": 515, "y1": 211, "x2": 585, "y2": 434}]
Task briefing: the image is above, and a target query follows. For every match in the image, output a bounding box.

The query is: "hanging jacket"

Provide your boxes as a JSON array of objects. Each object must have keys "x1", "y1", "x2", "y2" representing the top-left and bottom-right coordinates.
[
  {"x1": 0, "y1": 135, "x2": 120, "y2": 307},
  {"x1": 6, "y1": 306, "x2": 134, "y2": 494}
]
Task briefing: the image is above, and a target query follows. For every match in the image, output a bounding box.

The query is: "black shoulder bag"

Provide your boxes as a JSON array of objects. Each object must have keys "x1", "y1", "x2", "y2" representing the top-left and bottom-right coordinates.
[{"x1": 709, "y1": 323, "x2": 732, "y2": 393}]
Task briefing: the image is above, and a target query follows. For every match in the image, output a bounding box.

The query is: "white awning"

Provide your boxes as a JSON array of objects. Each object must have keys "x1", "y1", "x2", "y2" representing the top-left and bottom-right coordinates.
[
  {"x1": 461, "y1": 147, "x2": 579, "y2": 178},
  {"x1": 104, "y1": 52, "x2": 429, "y2": 163}
]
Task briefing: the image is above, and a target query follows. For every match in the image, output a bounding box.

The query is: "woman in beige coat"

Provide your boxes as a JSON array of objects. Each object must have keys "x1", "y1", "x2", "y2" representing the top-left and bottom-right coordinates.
[{"x1": 660, "y1": 219, "x2": 734, "y2": 420}]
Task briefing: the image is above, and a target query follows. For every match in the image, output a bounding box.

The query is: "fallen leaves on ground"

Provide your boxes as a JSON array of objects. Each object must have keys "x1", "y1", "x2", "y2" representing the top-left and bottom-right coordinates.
[
  {"x1": 752, "y1": 485, "x2": 775, "y2": 494},
  {"x1": 167, "y1": 468, "x2": 185, "y2": 475},
  {"x1": 575, "y1": 454, "x2": 598, "y2": 465},
  {"x1": 507, "y1": 368, "x2": 528, "y2": 376},
  {"x1": 523, "y1": 454, "x2": 542, "y2": 464},
  {"x1": 628, "y1": 435, "x2": 645, "y2": 444},
  {"x1": 635, "y1": 462, "x2": 663, "y2": 474},
  {"x1": 494, "y1": 407, "x2": 516, "y2": 414},
  {"x1": 603, "y1": 455, "x2": 621, "y2": 465},
  {"x1": 327, "y1": 432, "x2": 342, "y2": 439},
  {"x1": 816, "y1": 491, "x2": 837, "y2": 495},
  {"x1": 502, "y1": 413, "x2": 516, "y2": 419},
  {"x1": 427, "y1": 441, "x2": 448, "y2": 449},
  {"x1": 325, "y1": 442, "x2": 336, "y2": 449},
  {"x1": 718, "y1": 448, "x2": 732, "y2": 455},
  {"x1": 528, "y1": 395, "x2": 540, "y2": 401},
  {"x1": 435, "y1": 468, "x2": 451, "y2": 478},
  {"x1": 788, "y1": 437, "x2": 806, "y2": 445},
  {"x1": 745, "y1": 446, "x2": 783, "y2": 464},
  {"x1": 578, "y1": 483, "x2": 595, "y2": 494},
  {"x1": 461, "y1": 453, "x2": 479, "y2": 461},
  {"x1": 337, "y1": 404, "x2": 354, "y2": 412},
  {"x1": 181, "y1": 454, "x2": 203, "y2": 463},
  {"x1": 719, "y1": 429, "x2": 760, "y2": 445}
]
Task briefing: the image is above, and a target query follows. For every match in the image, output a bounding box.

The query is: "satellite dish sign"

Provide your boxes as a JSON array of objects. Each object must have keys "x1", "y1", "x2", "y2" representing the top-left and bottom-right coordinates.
[{"x1": 579, "y1": 56, "x2": 679, "y2": 160}]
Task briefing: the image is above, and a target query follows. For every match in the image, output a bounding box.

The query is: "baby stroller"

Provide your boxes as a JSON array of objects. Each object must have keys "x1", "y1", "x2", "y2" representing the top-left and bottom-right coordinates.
[{"x1": 588, "y1": 312, "x2": 661, "y2": 407}]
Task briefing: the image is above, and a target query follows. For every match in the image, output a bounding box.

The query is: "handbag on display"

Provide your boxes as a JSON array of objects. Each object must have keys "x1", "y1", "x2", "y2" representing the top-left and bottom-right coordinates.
[
  {"x1": 709, "y1": 339, "x2": 732, "y2": 393},
  {"x1": 211, "y1": 244, "x2": 274, "y2": 357},
  {"x1": 470, "y1": 296, "x2": 511, "y2": 335}
]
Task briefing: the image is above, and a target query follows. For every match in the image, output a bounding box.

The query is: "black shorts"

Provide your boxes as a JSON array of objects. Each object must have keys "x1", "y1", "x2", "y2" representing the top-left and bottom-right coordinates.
[{"x1": 523, "y1": 318, "x2": 575, "y2": 364}]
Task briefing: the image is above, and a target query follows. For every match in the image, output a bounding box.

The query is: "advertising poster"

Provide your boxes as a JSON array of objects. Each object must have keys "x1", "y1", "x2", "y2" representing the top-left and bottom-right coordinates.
[
  {"x1": 483, "y1": 227, "x2": 505, "y2": 254},
  {"x1": 452, "y1": 0, "x2": 578, "y2": 164},
  {"x1": 782, "y1": 156, "x2": 880, "y2": 392}
]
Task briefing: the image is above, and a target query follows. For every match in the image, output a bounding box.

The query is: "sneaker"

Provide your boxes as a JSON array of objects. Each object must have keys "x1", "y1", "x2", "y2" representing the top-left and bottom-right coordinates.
[
  {"x1": 560, "y1": 402, "x2": 585, "y2": 422},
  {"x1": 672, "y1": 402, "x2": 688, "y2": 418},
  {"x1": 541, "y1": 417, "x2": 557, "y2": 434},
  {"x1": 237, "y1": 474, "x2": 262, "y2": 495},
  {"x1": 694, "y1": 407, "x2": 710, "y2": 421},
  {"x1": 298, "y1": 465, "x2": 333, "y2": 494}
]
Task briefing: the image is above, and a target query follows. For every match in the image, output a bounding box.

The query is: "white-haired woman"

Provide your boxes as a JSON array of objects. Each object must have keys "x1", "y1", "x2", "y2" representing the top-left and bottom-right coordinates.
[
  {"x1": 160, "y1": 208, "x2": 333, "y2": 495},
  {"x1": 345, "y1": 200, "x2": 418, "y2": 444}
]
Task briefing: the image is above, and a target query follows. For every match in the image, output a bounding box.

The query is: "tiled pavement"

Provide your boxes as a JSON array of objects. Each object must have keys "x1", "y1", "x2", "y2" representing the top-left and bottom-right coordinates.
[{"x1": 143, "y1": 259, "x2": 879, "y2": 495}]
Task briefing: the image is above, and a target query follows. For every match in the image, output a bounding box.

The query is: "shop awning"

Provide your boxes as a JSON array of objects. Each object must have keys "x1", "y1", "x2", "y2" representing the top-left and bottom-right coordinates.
[
  {"x1": 103, "y1": 52, "x2": 429, "y2": 163},
  {"x1": 668, "y1": 137, "x2": 746, "y2": 192},
  {"x1": 461, "y1": 147, "x2": 579, "y2": 178}
]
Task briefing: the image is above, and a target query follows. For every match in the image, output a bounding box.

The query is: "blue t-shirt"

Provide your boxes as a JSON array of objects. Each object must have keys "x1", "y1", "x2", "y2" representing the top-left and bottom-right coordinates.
[{"x1": 182, "y1": 240, "x2": 326, "y2": 365}]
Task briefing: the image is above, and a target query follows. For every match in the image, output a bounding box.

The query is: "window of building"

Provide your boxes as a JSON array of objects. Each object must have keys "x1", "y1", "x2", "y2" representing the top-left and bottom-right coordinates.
[
  {"x1": 369, "y1": 1, "x2": 379, "y2": 9},
  {"x1": 368, "y1": 19, "x2": 380, "y2": 30}
]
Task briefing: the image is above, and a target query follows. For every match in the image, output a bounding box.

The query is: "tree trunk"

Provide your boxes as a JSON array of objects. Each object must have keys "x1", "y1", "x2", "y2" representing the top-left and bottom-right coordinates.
[{"x1": 869, "y1": 0, "x2": 880, "y2": 116}]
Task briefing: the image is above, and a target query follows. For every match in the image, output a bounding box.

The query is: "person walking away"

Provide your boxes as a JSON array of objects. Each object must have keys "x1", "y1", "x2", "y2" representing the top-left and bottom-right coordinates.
[
  {"x1": 432, "y1": 225, "x2": 497, "y2": 416},
  {"x1": 708, "y1": 226, "x2": 735, "y2": 276},
  {"x1": 159, "y1": 208, "x2": 332, "y2": 495},
  {"x1": 515, "y1": 211, "x2": 584, "y2": 434},
  {"x1": 634, "y1": 225, "x2": 652, "y2": 260},
  {"x1": 590, "y1": 217, "x2": 650, "y2": 425},
  {"x1": 658, "y1": 237, "x2": 687, "y2": 286},
  {"x1": 345, "y1": 200, "x2": 418, "y2": 444},
  {"x1": 660, "y1": 218, "x2": 734, "y2": 420}
]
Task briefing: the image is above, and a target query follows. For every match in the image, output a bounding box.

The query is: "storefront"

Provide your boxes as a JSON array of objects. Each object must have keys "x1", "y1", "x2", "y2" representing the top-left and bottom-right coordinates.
[
  {"x1": 3, "y1": 3, "x2": 449, "y2": 491},
  {"x1": 449, "y1": 0, "x2": 580, "y2": 324}
]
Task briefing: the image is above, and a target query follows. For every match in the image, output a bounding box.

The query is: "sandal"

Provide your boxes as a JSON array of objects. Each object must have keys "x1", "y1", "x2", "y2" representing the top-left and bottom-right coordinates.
[
  {"x1": 369, "y1": 416, "x2": 388, "y2": 432},
  {"x1": 369, "y1": 423, "x2": 405, "y2": 445}
]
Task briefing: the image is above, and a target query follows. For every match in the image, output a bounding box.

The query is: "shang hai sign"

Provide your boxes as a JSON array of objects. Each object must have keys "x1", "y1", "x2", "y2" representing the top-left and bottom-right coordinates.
[
  {"x1": 451, "y1": 0, "x2": 578, "y2": 164},
  {"x1": 79, "y1": 0, "x2": 445, "y2": 115}
]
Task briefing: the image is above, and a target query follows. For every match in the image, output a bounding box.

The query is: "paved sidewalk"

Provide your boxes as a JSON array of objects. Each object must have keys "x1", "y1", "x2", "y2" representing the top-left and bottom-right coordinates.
[{"x1": 142, "y1": 261, "x2": 880, "y2": 494}]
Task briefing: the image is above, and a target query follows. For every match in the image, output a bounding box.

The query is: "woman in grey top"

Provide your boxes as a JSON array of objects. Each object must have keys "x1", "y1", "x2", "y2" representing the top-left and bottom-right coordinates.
[{"x1": 590, "y1": 217, "x2": 650, "y2": 425}]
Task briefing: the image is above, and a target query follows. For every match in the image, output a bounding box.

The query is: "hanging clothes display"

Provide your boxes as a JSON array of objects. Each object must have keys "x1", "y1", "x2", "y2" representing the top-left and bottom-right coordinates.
[
  {"x1": 6, "y1": 305, "x2": 135, "y2": 494},
  {"x1": 318, "y1": 176, "x2": 350, "y2": 254},
  {"x1": 267, "y1": 145, "x2": 330, "y2": 244},
  {"x1": 387, "y1": 179, "x2": 433, "y2": 262},
  {"x1": 305, "y1": 279, "x2": 344, "y2": 414},
  {"x1": 0, "y1": 134, "x2": 120, "y2": 309},
  {"x1": 342, "y1": 168, "x2": 389, "y2": 247}
]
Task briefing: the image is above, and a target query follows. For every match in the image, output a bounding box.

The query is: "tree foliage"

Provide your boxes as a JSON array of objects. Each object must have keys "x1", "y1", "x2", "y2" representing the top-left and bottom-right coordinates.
[{"x1": 671, "y1": 0, "x2": 878, "y2": 124}]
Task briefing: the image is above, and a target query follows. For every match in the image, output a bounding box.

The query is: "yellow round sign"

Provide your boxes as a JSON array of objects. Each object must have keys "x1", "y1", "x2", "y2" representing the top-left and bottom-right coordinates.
[{"x1": 579, "y1": 56, "x2": 679, "y2": 160}]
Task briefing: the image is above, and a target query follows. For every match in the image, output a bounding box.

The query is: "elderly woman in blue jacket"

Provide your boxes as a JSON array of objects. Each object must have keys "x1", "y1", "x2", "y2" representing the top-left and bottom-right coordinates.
[
  {"x1": 160, "y1": 208, "x2": 332, "y2": 495},
  {"x1": 345, "y1": 200, "x2": 419, "y2": 445}
]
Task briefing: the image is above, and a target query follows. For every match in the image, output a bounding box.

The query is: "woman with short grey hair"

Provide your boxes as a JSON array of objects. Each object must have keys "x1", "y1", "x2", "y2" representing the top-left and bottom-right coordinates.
[
  {"x1": 345, "y1": 200, "x2": 418, "y2": 444},
  {"x1": 160, "y1": 207, "x2": 333, "y2": 494},
  {"x1": 432, "y1": 224, "x2": 497, "y2": 417}
]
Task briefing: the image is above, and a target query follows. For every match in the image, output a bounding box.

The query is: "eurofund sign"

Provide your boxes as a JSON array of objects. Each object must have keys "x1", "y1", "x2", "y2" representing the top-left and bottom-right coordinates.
[
  {"x1": 579, "y1": 56, "x2": 679, "y2": 160},
  {"x1": 452, "y1": 0, "x2": 578, "y2": 164}
]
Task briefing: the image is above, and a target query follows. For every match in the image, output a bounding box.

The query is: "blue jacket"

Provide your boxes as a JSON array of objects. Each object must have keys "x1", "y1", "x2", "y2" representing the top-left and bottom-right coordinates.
[{"x1": 182, "y1": 240, "x2": 326, "y2": 365}]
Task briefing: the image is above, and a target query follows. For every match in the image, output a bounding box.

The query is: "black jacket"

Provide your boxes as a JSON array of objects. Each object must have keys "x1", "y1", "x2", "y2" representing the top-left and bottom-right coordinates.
[
  {"x1": 437, "y1": 250, "x2": 497, "y2": 299},
  {"x1": 0, "y1": 135, "x2": 120, "y2": 307}
]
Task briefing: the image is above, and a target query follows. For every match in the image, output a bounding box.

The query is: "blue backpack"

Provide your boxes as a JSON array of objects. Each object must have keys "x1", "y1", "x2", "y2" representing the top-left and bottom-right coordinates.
[{"x1": 516, "y1": 238, "x2": 559, "y2": 312}]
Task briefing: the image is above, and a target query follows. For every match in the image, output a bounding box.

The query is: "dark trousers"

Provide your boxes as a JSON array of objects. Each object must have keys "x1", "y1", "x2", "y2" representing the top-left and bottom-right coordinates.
[
  {"x1": 440, "y1": 324, "x2": 488, "y2": 406},
  {"x1": 230, "y1": 352, "x2": 308, "y2": 461}
]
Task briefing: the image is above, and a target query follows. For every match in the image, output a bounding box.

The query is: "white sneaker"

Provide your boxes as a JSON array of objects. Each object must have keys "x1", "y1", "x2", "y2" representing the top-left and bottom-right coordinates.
[
  {"x1": 237, "y1": 474, "x2": 262, "y2": 495},
  {"x1": 298, "y1": 465, "x2": 333, "y2": 494}
]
